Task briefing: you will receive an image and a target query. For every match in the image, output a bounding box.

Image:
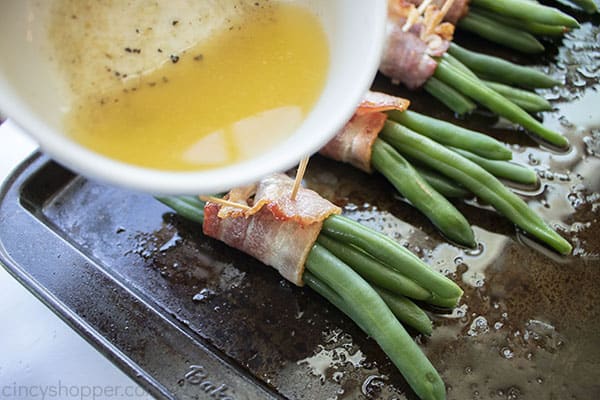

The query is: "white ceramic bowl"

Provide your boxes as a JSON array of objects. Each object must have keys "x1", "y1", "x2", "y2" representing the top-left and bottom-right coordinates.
[{"x1": 0, "y1": 0, "x2": 386, "y2": 194}]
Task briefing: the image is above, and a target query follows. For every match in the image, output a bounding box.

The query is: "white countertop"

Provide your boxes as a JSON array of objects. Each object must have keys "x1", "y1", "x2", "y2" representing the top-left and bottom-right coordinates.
[{"x1": 0, "y1": 121, "x2": 151, "y2": 400}]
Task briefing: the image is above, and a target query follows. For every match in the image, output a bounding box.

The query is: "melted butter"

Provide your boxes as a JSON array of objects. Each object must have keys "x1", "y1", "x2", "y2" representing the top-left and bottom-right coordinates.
[{"x1": 64, "y1": 3, "x2": 329, "y2": 170}]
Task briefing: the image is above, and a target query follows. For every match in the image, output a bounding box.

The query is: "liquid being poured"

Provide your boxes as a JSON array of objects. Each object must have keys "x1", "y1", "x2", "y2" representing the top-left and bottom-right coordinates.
[{"x1": 55, "y1": 2, "x2": 329, "y2": 170}]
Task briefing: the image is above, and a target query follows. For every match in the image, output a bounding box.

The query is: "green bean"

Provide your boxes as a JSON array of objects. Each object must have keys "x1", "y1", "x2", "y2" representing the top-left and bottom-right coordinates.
[
  {"x1": 448, "y1": 147, "x2": 539, "y2": 185},
  {"x1": 155, "y1": 196, "x2": 205, "y2": 224},
  {"x1": 322, "y1": 215, "x2": 464, "y2": 300},
  {"x1": 482, "y1": 80, "x2": 552, "y2": 112},
  {"x1": 434, "y1": 59, "x2": 568, "y2": 148},
  {"x1": 566, "y1": 0, "x2": 598, "y2": 13},
  {"x1": 177, "y1": 195, "x2": 208, "y2": 209},
  {"x1": 372, "y1": 140, "x2": 476, "y2": 247},
  {"x1": 375, "y1": 287, "x2": 433, "y2": 335},
  {"x1": 471, "y1": 0, "x2": 580, "y2": 27},
  {"x1": 458, "y1": 13, "x2": 545, "y2": 54},
  {"x1": 424, "y1": 76, "x2": 476, "y2": 115},
  {"x1": 303, "y1": 272, "x2": 362, "y2": 331},
  {"x1": 381, "y1": 121, "x2": 572, "y2": 255},
  {"x1": 387, "y1": 110, "x2": 512, "y2": 160},
  {"x1": 448, "y1": 43, "x2": 559, "y2": 88},
  {"x1": 442, "y1": 53, "x2": 478, "y2": 79},
  {"x1": 316, "y1": 234, "x2": 434, "y2": 302},
  {"x1": 471, "y1": 7, "x2": 568, "y2": 37},
  {"x1": 306, "y1": 244, "x2": 446, "y2": 400},
  {"x1": 412, "y1": 163, "x2": 471, "y2": 198}
]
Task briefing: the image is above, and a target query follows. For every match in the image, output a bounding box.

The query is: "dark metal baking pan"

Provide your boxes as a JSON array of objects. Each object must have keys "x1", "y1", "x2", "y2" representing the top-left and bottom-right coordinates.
[{"x1": 1, "y1": 5, "x2": 600, "y2": 400}]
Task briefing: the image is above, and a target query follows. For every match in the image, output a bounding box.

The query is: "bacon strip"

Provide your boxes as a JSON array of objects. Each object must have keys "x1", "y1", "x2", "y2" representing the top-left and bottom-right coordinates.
[
  {"x1": 381, "y1": 0, "x2": 455, "y2": 89},
  {"x1": 320, "y1": 113, "x2": 388, "y2": 173},
  {"x1": 320, "y1": 91, "x2": 409, "y2": 173},
  {"x1": 203, "y1": 173, "x2": 341, "y2": 286},
  {"x1": 380, "y1": 25, "x2": 440, "y2": 89},
  {"x1": 356, "y1": 90, "x2": 411, "y2": 116}
]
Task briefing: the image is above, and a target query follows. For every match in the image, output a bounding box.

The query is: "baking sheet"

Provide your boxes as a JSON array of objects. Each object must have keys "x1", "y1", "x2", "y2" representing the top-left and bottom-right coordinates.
[{"x1": 1, "y1": 4, "x2": 599, "y2": 400}]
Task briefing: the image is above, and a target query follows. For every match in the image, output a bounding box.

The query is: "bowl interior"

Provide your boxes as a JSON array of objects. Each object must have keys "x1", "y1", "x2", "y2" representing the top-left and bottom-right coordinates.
[{"x1": 0, "y1": 0, "x2": 386, "y2": 194}]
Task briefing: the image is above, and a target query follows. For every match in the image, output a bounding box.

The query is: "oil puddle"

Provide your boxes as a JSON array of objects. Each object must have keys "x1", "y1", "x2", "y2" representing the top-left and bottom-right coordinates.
[
  {"x1": 132, "y1": 215, "x2": 247, "y2": 296},
  {"x1": 297, "y1": 329, "x2": 366, "y2": 383},
  {"x1": 279, "y1": 328, "x2": 402, "y2": 400},
  {"x1": 543, "y1": 22, "x2": 600, "y2": 102}
]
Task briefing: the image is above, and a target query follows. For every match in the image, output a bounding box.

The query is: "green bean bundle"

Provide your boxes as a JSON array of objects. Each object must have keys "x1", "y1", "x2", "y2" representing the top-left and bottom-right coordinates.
[
  {"x1": 380, "y1": 120, "x2": 572, "y2": 255},
  {"x1": 156, "y1": 191, "x2": 464, "y2": 400},
  {"x1": 323, "y1": 100, "x2": 543, "y2": 250},
  {"x1": 381, "y1": 3, "x2": 565, "y2": 146}
]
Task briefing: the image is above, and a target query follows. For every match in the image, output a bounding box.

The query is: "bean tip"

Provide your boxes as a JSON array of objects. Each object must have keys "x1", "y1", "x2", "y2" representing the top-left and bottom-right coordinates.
[
  {"x1": 532, "y1": 42, "x2": 546, "y2": 53},
  {"x1": 558, "y1": 239, "x2": 573, "y2": 256},
  {"x1": 550, "y1": 79, "x2": 562, "y2": 87},
  {"x1": 422, "y1": 323, "x2": 434, "y2": 336},
  {"x1": 563, "y1": 16, "x2": 580, "y2": 28},
  {"x1": 555, "y1": 136, "x2": 571, "y2": 150}
]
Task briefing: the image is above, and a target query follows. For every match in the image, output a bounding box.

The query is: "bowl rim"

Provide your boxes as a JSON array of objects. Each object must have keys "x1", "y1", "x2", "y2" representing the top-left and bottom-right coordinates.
[{"x1": 0, "y1": 0, "x2": 388, "y2": 195}]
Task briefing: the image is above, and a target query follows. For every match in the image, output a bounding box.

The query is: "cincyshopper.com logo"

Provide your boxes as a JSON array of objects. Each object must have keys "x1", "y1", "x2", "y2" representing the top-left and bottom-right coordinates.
[{"x1": 1, "y1": 381, "x2": 149, "y2": 400}]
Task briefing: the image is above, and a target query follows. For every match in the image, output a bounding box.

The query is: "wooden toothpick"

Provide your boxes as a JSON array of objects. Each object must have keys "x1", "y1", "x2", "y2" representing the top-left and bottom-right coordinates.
[
  {"x1": 290, "y1": 156, "x2": 310, "y2": 201},
  {"x1": 199, "y1": 195, "x2": 251, "y2": 210},
  {"x1": 418, "y1": 0, "x2": 433, "y2": 14},
  {"x1": 439, "y1": 0, "x2": 456, "y2": 22}
]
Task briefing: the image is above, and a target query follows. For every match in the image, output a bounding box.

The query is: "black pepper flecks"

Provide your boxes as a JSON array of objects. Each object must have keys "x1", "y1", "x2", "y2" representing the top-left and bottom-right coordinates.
[
  {"x1": 170, "y1": 54, "x2": 180, "y2": 64},
  {"x1": 193, "y1": 54, "x2": 204, "y2": 61},
  {"x1": 172, "y1": 20, "x2": 179, "y2": 26},
  {"x1": 124, "y1": 47, "x2": 141, "y2": 54}
]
